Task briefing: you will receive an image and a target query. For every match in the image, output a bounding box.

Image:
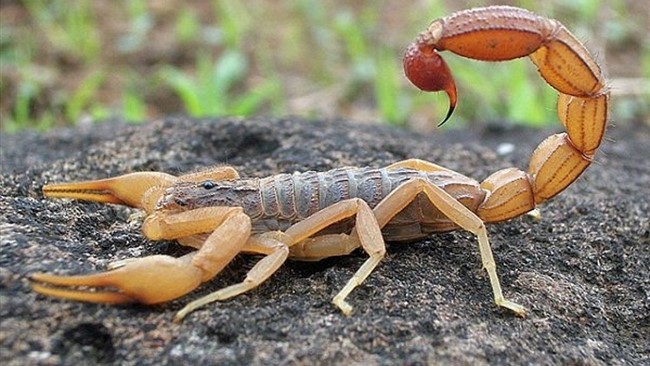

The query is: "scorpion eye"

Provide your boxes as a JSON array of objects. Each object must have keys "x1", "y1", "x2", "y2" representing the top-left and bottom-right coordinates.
[{"x1": 201, "y1": 180, "x2": 216, "y2": 190}]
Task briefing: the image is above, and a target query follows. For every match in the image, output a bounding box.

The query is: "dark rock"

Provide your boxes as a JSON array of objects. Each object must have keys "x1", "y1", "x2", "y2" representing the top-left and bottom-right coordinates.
[{"x1": 1, "y1": 116, "x2": 648, "y2": 365}]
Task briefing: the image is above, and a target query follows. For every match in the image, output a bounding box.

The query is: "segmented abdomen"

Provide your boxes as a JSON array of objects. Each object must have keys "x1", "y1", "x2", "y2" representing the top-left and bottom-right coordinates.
[{"x1": 249, "y1": 167, "x2": 485, "y2": 240}]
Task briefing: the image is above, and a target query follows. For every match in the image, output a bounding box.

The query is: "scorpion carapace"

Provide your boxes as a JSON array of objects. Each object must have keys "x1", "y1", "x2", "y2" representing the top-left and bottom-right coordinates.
[{"x1": 30, "y1": 6, "x2": 608, "y2": 322}]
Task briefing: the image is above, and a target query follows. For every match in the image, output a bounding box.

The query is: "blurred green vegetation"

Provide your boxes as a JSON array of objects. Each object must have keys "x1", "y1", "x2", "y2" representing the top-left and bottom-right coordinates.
[{"x1": 1, "y1": 0, "x2": 648, "y2": 133}]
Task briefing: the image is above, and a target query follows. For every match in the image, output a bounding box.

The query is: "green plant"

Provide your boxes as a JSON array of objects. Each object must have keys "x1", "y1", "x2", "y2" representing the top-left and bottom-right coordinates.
[
  {"x1": 65, "y1": 71, "x2": 106, "y2": 122},
  {"x1": 23, "y1": 0, "x2": 100, "y2": 63},
  {"x1": 175, "y1": 8, "x2": 200, "y2": 45},
  {"x1": 159, "y1": 50, "x2": 280, "y2": 117},
  {"x1": 122, "y1": 88, "x2": 148, "y2": 123},
  {"x1": 1, "y1": 0, "x2": 645, "y2": 132}
]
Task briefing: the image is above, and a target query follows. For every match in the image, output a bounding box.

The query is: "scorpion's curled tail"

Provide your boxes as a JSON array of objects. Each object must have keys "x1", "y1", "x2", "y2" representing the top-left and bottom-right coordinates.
[{"x1": 403, "y1": 5, "x2": 608, "y2": 223}]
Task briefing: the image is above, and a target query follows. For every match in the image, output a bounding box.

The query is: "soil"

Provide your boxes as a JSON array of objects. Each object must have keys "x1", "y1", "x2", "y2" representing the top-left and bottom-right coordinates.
[{"x1": 1, "y1": 116, "x2": 648, "y2": 365}]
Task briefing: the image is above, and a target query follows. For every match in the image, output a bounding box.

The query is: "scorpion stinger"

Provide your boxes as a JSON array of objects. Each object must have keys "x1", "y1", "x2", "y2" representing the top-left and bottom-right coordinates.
[{"x1": 403, "y1": 42, "x2": 458, "y2": 126}]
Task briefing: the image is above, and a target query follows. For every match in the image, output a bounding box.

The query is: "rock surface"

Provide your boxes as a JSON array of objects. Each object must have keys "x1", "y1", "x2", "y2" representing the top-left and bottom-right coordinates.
[{"x1": 1, "y1": 116, "x2": 648, "y2": 365}]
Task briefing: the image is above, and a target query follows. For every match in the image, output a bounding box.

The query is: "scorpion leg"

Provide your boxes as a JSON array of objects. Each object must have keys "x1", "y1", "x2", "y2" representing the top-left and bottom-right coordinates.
[
  {"x1": 274, "y1": 198, "x2": 385, "y2": 315},
  {"x1": 174, "y1": 232, "x2": 290, "y2": 322},
  {"x1": 387, "y1": 158, "x2": 453, "y2": 173},
  {"x1": 371, "y1": 177, "x2": 525, "y2": 316},
  {"x1": 180, "y1": 232, "x2": 361, "y2": 262},
  {"x1": 31, "y1": 207, "x2": 251, "y2": 306},
  {"x1": 289, "y1": 233, "x2": 361, "y2": 261},
  {"x1": 177, "y1": 234, "x2": 210, "y2": 249},
  {"x1": 175, "y1": 211, "x2": 371, "y2": 320}
]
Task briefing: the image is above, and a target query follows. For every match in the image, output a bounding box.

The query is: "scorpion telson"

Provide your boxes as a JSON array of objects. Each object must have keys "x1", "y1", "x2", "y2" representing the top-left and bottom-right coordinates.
[{"x1": 32, "y1": 6, "x2": 608, "y2": 322}]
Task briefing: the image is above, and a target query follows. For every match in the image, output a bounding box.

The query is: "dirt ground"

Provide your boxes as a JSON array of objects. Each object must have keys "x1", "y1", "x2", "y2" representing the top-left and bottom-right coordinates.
[{"x1": 1, "y1": 116, "x2": 648, "y2": 365}]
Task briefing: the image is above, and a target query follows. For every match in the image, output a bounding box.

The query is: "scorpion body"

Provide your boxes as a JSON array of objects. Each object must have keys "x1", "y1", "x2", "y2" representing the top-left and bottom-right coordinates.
[
  {"x1": 167, "y1": 167, "x2": 484, "y2": 241},
  {"x1": 30, "y1": 6, "x2": 609, "y2": 322}
]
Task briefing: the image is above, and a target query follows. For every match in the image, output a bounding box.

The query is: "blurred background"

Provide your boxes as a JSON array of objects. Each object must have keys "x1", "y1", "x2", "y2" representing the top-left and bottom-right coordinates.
[{"x1": 1, "y1": 0, "x2": 648, "y2": 133}]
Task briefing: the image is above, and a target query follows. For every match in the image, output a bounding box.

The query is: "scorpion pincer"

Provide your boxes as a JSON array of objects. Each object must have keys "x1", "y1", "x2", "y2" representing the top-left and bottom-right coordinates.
[{"x1": 31, "y1": 6, "x2": 608, "y2": 322}]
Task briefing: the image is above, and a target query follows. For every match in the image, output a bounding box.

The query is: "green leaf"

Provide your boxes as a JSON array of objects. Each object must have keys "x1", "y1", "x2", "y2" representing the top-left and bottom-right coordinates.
[{"x1": 65, "y1": 71, "x2": 105, "y2": 122}]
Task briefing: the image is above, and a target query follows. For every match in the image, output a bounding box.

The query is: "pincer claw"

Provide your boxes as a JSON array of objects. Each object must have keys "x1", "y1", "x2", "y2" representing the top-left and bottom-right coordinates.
[
  {"x1": 30, "y1": 254, "x2": 204, "y2": 305},
  {"x1": 42, "y1": 172, "x2": 177, "y2": 209}
]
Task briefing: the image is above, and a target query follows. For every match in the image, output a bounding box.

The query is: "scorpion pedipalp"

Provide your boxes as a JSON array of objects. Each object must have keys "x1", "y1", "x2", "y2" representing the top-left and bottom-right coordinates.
[
  {"x1": 30, "y1": 254, "x2": 204, "y2": 305},
  {"x1": 42, "y1": 172, "x2": 177, "y2": 212}
]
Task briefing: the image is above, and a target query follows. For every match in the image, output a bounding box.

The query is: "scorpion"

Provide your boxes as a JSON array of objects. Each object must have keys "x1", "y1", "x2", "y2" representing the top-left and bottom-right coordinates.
[{"x1": 31, "y1": 6, "x2": 608, "y2": 322}]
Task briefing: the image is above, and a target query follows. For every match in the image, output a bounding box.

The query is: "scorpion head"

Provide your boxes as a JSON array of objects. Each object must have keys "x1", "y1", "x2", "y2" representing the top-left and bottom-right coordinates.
[{"x1": 156, "y1": 179, "x2": 232, "y2": 212}]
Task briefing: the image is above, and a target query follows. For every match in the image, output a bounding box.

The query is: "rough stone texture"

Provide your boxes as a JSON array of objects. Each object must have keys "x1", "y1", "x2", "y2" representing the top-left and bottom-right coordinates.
[{"x1": 1, "y1": 116, "x2": 648, "y2": 365}]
